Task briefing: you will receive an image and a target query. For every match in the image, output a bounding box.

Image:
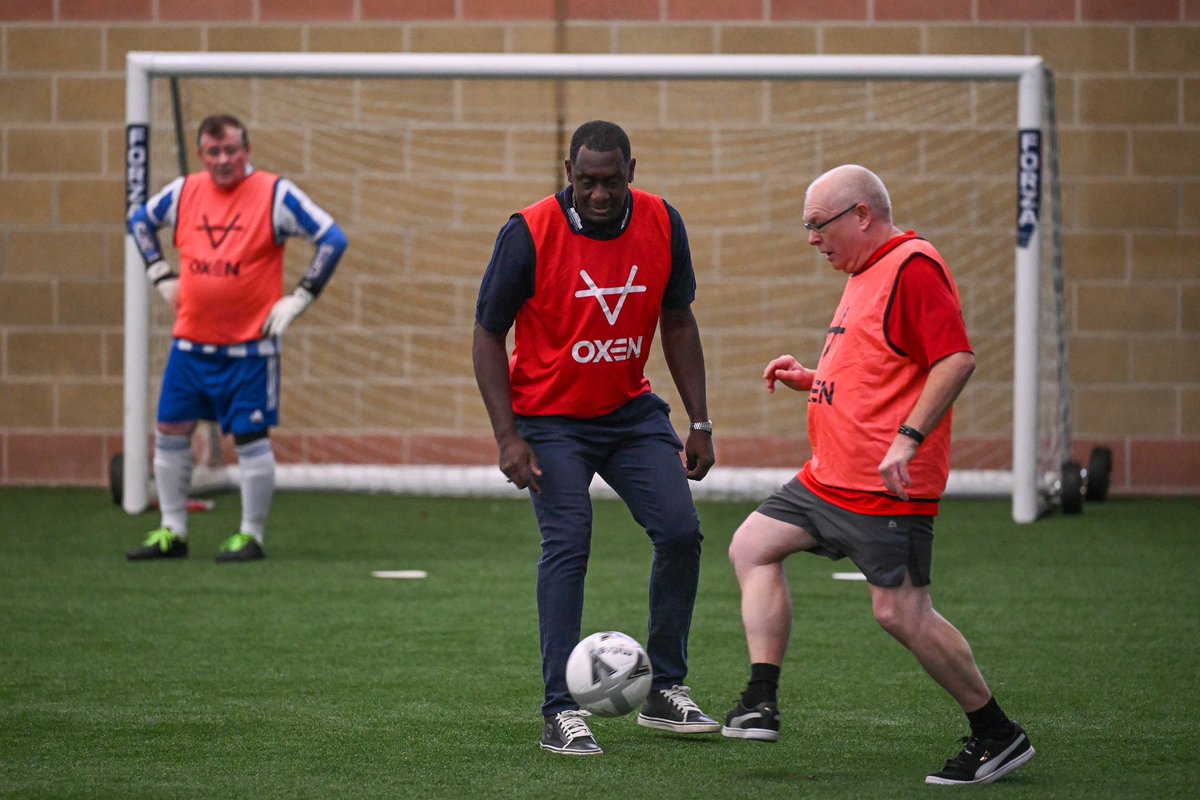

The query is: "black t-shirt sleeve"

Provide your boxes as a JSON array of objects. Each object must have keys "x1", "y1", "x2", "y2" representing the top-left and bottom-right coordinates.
[
  {"x1": 475, "y1": 215, "x2": 536, "y2": 334},
  {"x1": 662, "y1": 201, "x2": 696, "y2": 308}
]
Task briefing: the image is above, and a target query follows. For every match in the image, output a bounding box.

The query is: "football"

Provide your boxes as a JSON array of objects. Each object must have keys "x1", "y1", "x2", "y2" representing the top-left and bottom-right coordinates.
[{"x1": 565, "y1": 631, "x2": 652, "y2": 717}]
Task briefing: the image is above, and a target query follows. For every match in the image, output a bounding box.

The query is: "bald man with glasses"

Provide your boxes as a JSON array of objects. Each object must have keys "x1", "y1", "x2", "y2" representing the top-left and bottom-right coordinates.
[{"x1": 719, "y1": 165, "x2": 1034, "y2": 787}]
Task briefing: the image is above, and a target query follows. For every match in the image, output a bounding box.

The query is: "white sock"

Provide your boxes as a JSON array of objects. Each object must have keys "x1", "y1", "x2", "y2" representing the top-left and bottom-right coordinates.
[
  {"x1": 237, "y1": 438, "x2": 275, "y2": 542},
  {"x1": 154, "y1": 432, "x2": 193, "y2": 537}
]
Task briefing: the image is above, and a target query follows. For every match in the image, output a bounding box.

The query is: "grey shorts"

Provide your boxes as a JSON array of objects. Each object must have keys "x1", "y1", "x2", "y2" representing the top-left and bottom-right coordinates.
[{"x1": 755, "y1": 477, "x2": 934, "y2": 587}]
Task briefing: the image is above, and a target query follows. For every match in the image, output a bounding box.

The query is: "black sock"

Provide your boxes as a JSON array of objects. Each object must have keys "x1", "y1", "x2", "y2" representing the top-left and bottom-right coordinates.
[
  {"x1": 741, "y1": 662, "x2": 780, "y2": 706},
  {"x1": 967, "y1": 696, "x2": 1015, "y2": 740}
]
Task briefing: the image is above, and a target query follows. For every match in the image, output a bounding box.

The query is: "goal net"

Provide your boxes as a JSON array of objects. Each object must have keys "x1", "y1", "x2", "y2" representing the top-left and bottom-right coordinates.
[{"x1": 123, "y1": 53, "x2": 1067, "y2": 523}]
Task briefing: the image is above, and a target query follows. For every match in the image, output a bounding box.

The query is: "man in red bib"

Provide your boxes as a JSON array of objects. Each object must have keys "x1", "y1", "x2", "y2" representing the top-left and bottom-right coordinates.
[
  {"x1": 474, "y1": 121, "x2": 719, "y2": 755},
  {"x1": 125, "y1": 115, "x2": 347, "y2": 563},
  {"x1": 720, "y1": 165, "x2": 1034, "y2": 786}
]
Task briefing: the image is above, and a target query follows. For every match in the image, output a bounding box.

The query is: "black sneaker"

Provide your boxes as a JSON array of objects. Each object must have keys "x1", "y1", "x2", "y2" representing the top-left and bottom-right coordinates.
[
  {"x1": 126, "y1": 527, "x2": 187, "y2": 560},
  {"x1": 214, "y1": 533, "x2": 265, "y2": 563},
  {"x1": 540, "y1": 710, "x2": 602, "y2": 756},
  {"x1": 925, "y1": 724, "x2": 1035, "y2": 785},
  {"x1": 721, "y1": 698, "x2": 781, "y2": 742},
  {"x1": 637, "y1": 685, "x2": 720, "y2": 733}
]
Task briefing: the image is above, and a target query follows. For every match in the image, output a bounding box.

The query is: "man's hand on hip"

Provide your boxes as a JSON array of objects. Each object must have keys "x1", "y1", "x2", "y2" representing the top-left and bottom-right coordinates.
[{"x1": 262, "y1": 287, "x2": 315, "y2": 337}]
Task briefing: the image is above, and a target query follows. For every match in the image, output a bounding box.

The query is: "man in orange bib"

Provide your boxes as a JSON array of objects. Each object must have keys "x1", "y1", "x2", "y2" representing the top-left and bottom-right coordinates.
[
  {"x1": 125, "y1": 115, "x2": 347, "y2": 563},
  {"x1": 720, "y1": 165, "x2": 1034, "y2": 786}
]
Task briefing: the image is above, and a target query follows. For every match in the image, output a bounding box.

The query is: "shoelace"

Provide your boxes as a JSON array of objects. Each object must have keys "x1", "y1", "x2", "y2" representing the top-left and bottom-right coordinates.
[
  {"x1": 945, "y1": 736, "x2": 983, "y2": 767},
  {"x1": 144, "y1": 528, "x2": 177, "y2": 551},
  {"x1": 661, "y1": 685, "x2": 702, "y2": 715},
  {"x1": 556, "y1": 710, "x2": 593, "y2": 743},
  {"x1": 221, "y1": 533, "x2": 254, "y2": 552}
]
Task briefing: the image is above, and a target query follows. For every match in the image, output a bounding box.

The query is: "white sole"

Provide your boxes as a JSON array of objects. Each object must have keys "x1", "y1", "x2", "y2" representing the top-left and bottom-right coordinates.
[
  {"x1": 720, "y1": 725, "x2": 780, "y2": 742},
  {"x1": 636, "y1": 714, "x2": 721, "y2": 734},
  {"x1": 539, "y1": 743, "x2": 603, "y2": 756}
]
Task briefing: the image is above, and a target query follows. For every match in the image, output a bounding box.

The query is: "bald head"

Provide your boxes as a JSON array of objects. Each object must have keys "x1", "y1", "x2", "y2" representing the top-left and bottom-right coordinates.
[
  {"x1": 806, "y1": 164, "x2": 892, "y2": 225},
  {"x1": 803, "y1": 164, "x2": 901, "y2": 274}
]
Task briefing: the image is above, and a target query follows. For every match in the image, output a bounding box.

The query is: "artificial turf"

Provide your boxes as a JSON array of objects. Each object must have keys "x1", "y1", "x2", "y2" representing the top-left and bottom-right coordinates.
[{"x1": 1, "y1": 488, "x2": 1196, "y2": 799}]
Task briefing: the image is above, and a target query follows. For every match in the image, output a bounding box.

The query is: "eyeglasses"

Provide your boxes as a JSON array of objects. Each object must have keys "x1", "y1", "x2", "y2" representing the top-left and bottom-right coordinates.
[{"x1": 803, "y1": 203, "x2": 859, "y2": 233}]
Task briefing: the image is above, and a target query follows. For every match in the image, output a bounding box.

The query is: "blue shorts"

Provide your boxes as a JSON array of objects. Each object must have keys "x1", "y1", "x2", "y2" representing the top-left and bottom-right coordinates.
[{"x1": 157, "y1": 339, "x2": 280, "y2": 436}]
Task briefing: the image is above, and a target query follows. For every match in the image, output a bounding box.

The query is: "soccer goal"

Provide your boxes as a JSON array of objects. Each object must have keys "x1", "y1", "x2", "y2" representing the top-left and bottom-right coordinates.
[{"x1": 122, "y1": 52, "x2": 1067, "y2": 524}]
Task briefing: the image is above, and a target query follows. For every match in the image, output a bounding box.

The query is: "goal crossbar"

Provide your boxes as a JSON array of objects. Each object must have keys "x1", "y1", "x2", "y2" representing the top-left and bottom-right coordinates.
[
  {"x1": 127, "y1": 51, "x2": 1046, "y2": 82},
  {"x1": 124, "y1": 52, "x2": 1053, "y2": 522}
]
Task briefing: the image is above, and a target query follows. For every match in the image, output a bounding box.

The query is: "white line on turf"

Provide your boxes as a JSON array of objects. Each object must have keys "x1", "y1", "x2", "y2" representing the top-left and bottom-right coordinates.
[{"x1": 371, "y1": 570, "x2": 428, "y2": 579}]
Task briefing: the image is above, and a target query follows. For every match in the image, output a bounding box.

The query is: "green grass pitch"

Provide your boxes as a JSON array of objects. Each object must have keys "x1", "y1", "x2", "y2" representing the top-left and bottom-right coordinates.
[{"x1": 1, "y1": 488, "x2": 1197, "y2": 799}]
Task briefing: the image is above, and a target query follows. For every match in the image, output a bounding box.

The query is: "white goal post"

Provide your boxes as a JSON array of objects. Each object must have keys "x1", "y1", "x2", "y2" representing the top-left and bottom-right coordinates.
[{"x1": 123, "y1": 52, "x2": 1063, "y2": 523}]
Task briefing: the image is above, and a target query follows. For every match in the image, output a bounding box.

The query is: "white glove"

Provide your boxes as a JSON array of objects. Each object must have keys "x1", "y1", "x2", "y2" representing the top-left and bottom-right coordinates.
[
  {"x1": 146, "y1": 260, "x2": 179, "y2": 309},
  {"x1": 156, "y1": 277, "x2": 179, "y2": 308},
  {"x1": 262, "y1": 287, "x2": 315, "y2": 337}
]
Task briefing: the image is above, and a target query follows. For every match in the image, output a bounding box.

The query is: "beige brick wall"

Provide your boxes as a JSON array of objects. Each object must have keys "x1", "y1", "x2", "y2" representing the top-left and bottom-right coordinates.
[{"x1": 0, "y1": 4, "x2": 1196, "y2": 498}]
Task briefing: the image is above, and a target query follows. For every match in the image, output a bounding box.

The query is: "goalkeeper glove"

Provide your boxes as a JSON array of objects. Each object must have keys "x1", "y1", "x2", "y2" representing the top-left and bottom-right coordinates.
[
  {"x1": 146, "y1": 260, "x2": 179, "y2": 308},
  {"x1": 262, "y1": 287, "x2": 315, "y2": 337}
]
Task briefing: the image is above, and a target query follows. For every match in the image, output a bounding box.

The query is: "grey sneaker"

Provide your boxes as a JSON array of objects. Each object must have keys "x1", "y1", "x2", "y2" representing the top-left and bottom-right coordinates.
[
  {"x1": 637, "y1": 685, "x2": 720, "y2": 733},
  {"x1": 540, "y1": 710, "x2": 602, "y2": 755},
  {"x1": 925, "y1": 723, "x2": 1035, "y2": 785},
  {"x1": 126, "y1": 527, "x2": 187, "y2": 561}
]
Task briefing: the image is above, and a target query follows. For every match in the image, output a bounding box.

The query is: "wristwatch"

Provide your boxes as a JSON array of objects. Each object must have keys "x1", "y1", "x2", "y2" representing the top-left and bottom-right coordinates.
[{"x1": 689, "y1": 420, "x2": 713, "y2": 434}]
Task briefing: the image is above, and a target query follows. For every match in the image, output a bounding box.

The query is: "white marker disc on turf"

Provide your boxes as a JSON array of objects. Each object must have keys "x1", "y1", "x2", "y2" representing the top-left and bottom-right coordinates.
[{"x1": 371, "y1": 570, "x2": 428, "y2": 579}]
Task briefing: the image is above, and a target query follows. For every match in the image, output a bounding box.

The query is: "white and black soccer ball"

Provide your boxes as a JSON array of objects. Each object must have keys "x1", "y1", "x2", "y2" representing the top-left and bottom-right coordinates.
[{"x1": 565, "y1": 631, "x2": 652, "y2": 717}]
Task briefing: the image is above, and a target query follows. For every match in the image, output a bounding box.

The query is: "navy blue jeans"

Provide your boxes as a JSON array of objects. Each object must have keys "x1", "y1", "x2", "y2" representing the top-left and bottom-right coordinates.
[{"x1": 517, "y1": 393, "x2": 704, "y2": 717}]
